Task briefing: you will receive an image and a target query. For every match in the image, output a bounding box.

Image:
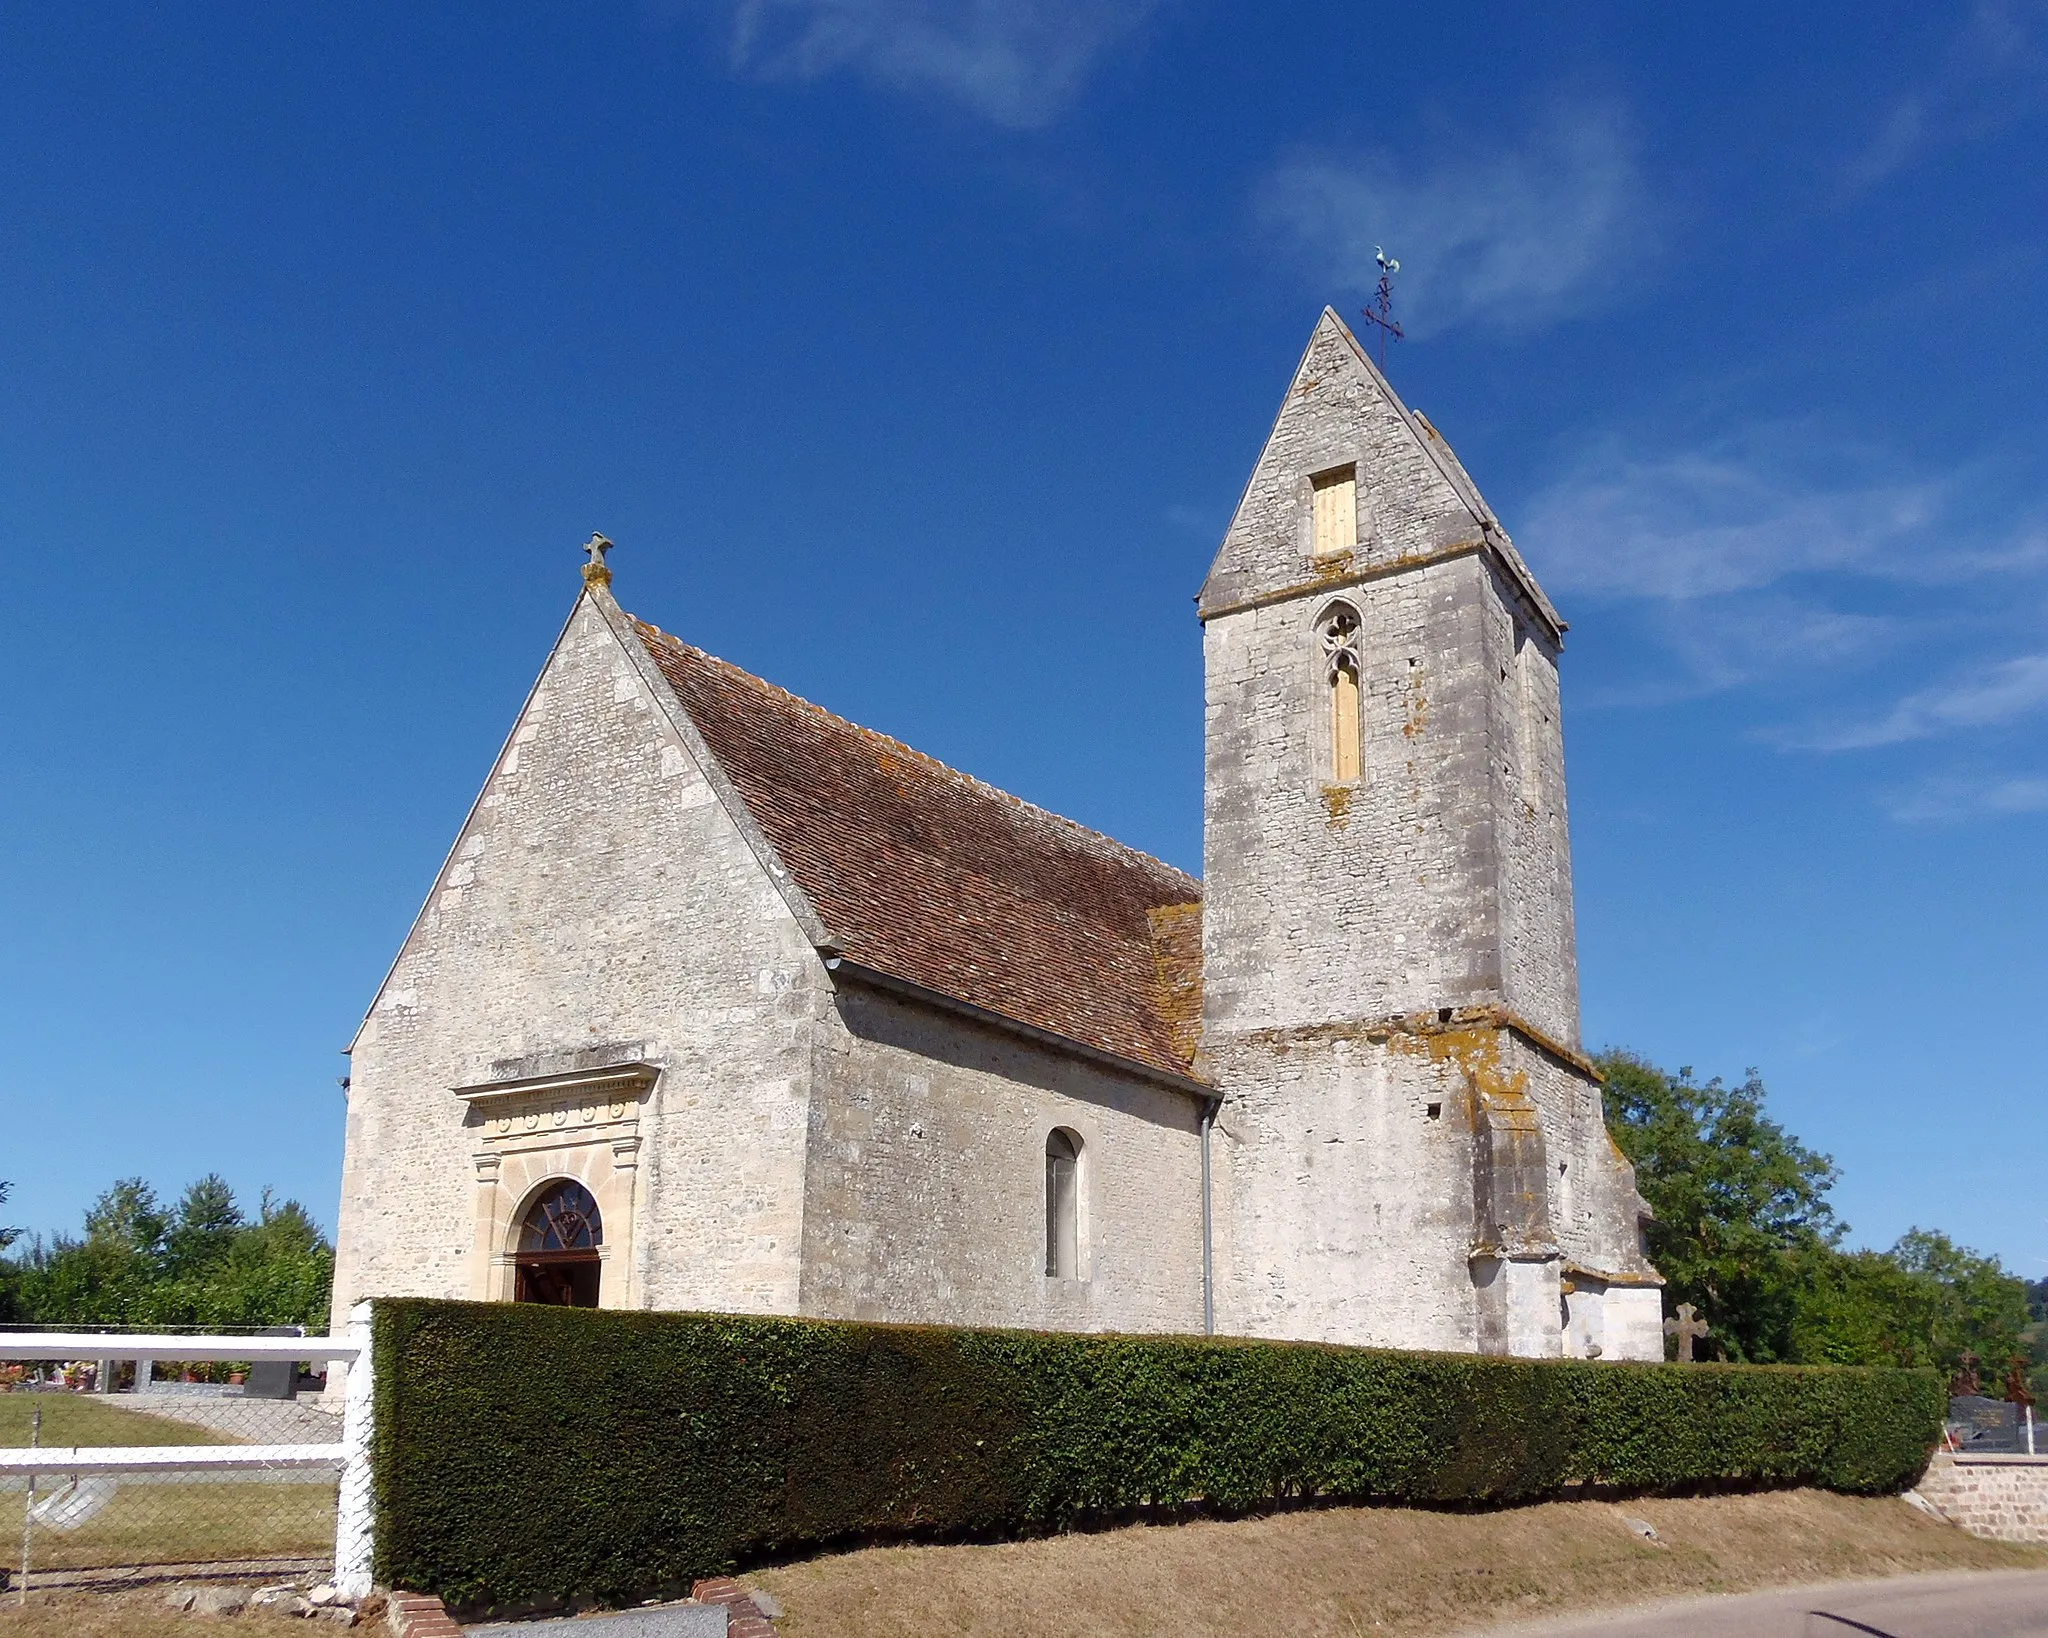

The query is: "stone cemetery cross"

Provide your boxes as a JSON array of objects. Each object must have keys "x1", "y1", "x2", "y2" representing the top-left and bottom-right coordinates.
[{"x1": 1664, "y1": 1302, "x2": 1710, "y2": 1363}]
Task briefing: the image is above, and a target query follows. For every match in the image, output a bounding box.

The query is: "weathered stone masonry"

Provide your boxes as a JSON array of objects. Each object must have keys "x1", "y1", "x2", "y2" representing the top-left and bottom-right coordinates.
[
  {"x1": 1199, "y1": 310, "x2": 1657, "y2": 1358},
  {"x1": 1917, "y1": 1452, "x2": 2048, "y2": 1544},
  {"x1": 331, "y1": 310, "x2": 1659, "y2": 1363}
]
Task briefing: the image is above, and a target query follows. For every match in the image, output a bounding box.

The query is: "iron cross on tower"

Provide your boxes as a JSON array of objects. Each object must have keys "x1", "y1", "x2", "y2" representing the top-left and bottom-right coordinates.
[{"x1": 1360, "y1": 246, "x2": 1403, "y2": 369}]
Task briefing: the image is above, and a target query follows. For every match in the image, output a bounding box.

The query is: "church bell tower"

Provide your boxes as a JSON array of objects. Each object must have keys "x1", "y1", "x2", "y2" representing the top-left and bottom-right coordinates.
[{"x1": 1198, "y1": 310, "x2": 1661, "y2": 1360}]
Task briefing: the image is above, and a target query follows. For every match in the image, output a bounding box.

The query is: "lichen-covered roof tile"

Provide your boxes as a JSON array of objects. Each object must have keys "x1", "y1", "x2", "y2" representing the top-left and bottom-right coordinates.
[{"x1": 632, "y1": 619, "x2": 1206, "y2": 1084}]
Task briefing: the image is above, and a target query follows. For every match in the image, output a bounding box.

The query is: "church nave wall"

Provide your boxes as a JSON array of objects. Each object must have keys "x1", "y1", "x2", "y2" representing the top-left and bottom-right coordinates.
[{"x1": 795, "y1": 984, "x2": 1207, "y2": 1335}]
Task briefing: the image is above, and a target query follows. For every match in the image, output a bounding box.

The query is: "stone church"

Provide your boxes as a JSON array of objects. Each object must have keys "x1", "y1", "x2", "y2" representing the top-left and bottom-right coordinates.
[{"x1": 330, "y1": 310, "x2": 1663, "y2": 1361}]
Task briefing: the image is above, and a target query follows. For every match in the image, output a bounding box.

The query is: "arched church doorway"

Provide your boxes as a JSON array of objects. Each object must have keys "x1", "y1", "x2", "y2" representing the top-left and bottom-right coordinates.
[{"x1": 512, "y1": 1178, "x2": 603, "y2": 1307}]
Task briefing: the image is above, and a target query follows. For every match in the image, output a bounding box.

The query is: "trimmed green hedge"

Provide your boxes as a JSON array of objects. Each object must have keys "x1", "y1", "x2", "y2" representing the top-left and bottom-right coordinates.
[{"x1": 370, "y1": 1299, "x2": 1942, "y2": 1608}]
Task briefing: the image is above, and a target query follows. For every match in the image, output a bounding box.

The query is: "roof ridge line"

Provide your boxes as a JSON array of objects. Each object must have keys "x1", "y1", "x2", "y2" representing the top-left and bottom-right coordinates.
[{"x1": 629, "y1": 617, "x2": 1202, "y2": 895}]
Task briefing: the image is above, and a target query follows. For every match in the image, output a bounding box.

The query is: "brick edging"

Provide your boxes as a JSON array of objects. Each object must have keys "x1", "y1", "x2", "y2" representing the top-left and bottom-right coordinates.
[
  {"x1": 693, "y1": 1576, "x2": 779, "y2": 1637},
  {"x1": 389, "y1": 1591, "x2": 463, "y2": 1638}
]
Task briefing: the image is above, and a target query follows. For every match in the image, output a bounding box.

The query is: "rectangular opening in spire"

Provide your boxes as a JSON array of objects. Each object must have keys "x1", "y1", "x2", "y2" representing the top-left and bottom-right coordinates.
[{"x1": 1310, "y1": 466, "x2": 1357, "y2": 559}]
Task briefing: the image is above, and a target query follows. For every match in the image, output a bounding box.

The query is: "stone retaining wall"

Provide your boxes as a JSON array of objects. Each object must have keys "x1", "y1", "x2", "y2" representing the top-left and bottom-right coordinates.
[{"x1": 1917, "y1": 1450, "x2": 2048, "y2": 1544}]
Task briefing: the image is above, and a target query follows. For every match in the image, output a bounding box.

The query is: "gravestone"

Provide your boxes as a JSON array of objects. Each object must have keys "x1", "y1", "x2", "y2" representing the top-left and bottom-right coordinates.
[
  {"x1": 1948, "y1": 1394, "x2": 2023, "y2": 1453},
  {"x1": 241, "y1": 1325, "x2": 302, "y2": 1401},
  {"x1": 1662, "y1": 1302, "x2": 1710, "y2": 1362}
]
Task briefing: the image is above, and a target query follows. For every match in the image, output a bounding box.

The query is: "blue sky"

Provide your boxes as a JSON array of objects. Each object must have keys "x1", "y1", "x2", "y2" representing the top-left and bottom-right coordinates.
[{"x1": 3, "y1": 3, "x2": 2045, "y2": 1274}]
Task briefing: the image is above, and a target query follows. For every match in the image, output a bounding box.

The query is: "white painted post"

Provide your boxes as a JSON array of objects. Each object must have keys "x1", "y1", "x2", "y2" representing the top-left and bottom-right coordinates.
[{"x1": 332, "y1": 1303, "x2": 376, "y2": 1600}]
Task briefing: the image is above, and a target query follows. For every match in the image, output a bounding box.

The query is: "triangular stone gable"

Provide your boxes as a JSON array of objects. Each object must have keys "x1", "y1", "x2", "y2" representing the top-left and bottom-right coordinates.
[
  {"x1": 1199, "y1": 309, "x2": 1561, "y2": 635},
  {"x1": 351, "y1": 590, "x2": 818, "y2": 1053}
]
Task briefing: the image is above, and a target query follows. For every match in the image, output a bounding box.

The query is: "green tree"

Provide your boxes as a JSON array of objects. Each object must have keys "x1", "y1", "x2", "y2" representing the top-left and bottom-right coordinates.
[
  {"x1": 1601, "y1": 1049, "x2": 2034, "y2": 1383},
  {"x1": 0, "y1": 1183, "x2": 22, "y2": 1324},
  {"x1": 1597, "y1": 1050, "x2": 1842, "y2": 1362},
  {"x1": 165, "y1": 1173, "x2": 246, "y2": 1278},
  {"x1": 1888, "y1": 1229, "x2": 2033, "y2": 1377},
  {"x1": 1, "y1": 1176, "x2": 333, "y2": 1333}
]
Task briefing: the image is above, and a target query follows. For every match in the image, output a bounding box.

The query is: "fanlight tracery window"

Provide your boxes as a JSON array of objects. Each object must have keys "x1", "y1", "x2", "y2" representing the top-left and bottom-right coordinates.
[
  {"x1": 513, "y1": 1179, "x2": 603, "y2": 1307},
  {"x1": 1320, "y1": 603, "x2": 1363, "y2": 784}
]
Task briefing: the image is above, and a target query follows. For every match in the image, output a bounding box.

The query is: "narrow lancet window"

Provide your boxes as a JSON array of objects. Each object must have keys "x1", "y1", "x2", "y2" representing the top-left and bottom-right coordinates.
[
  {"x1": 1045, "y1": 1128, "x2": 1080, "y2": 1279},
  {"x1": 1319, "y1": 603, "x2": 1363, "y2": 784},
  {"x1": 1310, "y1": 466, "x2": 1357, "y2": 558},
  {"x1": 1332, "y1": 660, "x2": 1361, "y2": 783}
]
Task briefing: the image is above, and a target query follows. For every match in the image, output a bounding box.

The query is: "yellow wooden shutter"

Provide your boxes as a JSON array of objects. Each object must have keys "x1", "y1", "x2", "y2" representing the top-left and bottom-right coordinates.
[{"x1": 1311, "y1": 468, "x2": 1356, "y2": 558}]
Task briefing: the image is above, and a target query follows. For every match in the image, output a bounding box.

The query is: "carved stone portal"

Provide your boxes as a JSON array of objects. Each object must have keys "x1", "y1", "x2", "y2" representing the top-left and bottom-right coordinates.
[{"x1": 456, "y1": 1060, "x2": 657, "y2": 1308}]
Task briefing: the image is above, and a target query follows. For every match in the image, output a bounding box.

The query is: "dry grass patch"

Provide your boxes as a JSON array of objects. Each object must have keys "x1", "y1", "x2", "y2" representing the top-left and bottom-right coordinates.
[
  {"x1": 747, "y1": 1489, "x2": 2048, "y2": 1638},
  {"x1": 0, "y1": 1591, "x2": 326, "y2": 1638}
]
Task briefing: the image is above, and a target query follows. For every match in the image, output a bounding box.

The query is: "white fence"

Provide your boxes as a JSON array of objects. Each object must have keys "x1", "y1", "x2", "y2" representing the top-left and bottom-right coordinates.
[{"x1": 0, "y1": 1305, "x2": 373, "y2": 1601}]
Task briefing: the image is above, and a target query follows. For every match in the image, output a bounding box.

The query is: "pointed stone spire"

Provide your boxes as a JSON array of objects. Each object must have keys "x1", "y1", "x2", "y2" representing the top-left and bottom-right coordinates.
[{"x1": 582, "y1": 532, "x2": 613, "y2": 589}]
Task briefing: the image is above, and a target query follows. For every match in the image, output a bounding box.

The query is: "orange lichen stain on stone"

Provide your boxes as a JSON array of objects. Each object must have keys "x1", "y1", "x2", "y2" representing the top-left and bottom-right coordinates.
[
  {"x1": 1145, "y1": 902, "x2": 1206, "y2": 1065},
  {"x1": 1321, "y1": 785, "x2": 1353, "y2": 827},
  {"x1": 1308, "y1": 549, "x2": 1356, "y2": 583},
  {"x1": 1388, "y1": 1020, "x2": 1530, "y2": 1106},
  {"x1": 1402, "y1": 668, "x2": 1429, "y2": 741}
]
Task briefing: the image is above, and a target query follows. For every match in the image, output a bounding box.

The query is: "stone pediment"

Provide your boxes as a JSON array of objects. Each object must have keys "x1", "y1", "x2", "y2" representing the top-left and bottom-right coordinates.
[{"x1": 455, "y1": 1061, "x2": 658, "y2": 1153}]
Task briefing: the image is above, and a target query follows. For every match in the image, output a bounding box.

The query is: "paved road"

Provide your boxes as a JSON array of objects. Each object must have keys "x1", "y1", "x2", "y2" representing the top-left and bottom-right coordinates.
[{"x1": 1460, "y1": 1570, "x2": 2048, "y2": 1638}]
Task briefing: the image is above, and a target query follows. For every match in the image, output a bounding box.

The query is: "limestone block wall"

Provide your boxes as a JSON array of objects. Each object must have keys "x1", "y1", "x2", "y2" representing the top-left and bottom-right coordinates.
[
  {"x1": 331, "y1": 597, "x2": 821, "y2": 1321},
  {"x1": 1201, "y1": 552, "x2": 1504, "y2": 1035},
  {"x1": 1510, "y1": 1040, "x2": 1650, "y2": 1285},
  {"x1": 1208, "y1": 1032, "x2": 1479, "y2": 1351},
  {"x1": 1478, "y1": 557, "x2": 1580, "y2": 1047},
  {"x1": 1917, "y1": 1452, "x2": 2048, "y2": 1543},
  {"x1": 799, "y1": 985, "x2": 1206, "y2": 1334}
]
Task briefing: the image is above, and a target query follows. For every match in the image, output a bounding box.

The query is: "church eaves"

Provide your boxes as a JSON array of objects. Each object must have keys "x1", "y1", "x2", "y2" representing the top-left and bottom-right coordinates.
[{"x1": 628, "y1": 617, "x2": 1208, "y2": 1087}]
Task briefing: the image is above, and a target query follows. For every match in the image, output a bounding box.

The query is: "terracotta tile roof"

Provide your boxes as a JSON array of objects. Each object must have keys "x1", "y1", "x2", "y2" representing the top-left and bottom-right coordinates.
[{"x1": 632, "y1": 619, "x2": 1207, "y2": 1086}]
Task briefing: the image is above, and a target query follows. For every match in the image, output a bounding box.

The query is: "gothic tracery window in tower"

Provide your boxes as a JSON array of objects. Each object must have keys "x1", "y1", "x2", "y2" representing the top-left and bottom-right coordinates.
[{"x1": 1320, "y1": 603, "x2": 1363, "y2": 784}]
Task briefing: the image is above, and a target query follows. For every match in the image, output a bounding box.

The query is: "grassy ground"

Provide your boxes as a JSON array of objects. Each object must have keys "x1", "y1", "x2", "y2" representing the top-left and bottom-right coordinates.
[
  {"x1": 2, "y1": 1482, "x2": 336, "y2": 1572},
  {"x1": 3, "y1": 1397, "x2": 330, "y2": 1572},
  {"x1": 0, "y1": 1398, "x2": 229, "y2": 1448},
  {"x1": 746, "y1": 1490, "x2": 2048, "y2": 1638}
]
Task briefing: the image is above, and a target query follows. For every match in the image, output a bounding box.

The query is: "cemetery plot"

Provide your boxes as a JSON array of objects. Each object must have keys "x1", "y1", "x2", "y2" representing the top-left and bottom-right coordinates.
[{"x1": 3, "y1": 1365, "x2": 343, "y2": 1584}]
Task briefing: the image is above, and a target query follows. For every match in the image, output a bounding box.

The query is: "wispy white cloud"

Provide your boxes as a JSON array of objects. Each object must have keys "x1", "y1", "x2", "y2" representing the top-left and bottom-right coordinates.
[
  {"x1": 1257, "y1": 103, "x2": 1648, "y2": 337},
  {"x1": 716, "y1": 0, "x2": 1160, "y2": 127},
  {"x1": 1656, "y1": 598, "x2": 1901, "y2": 695},
  {"x1": 1521, "y1": 451, "x2": 1944, "y2": 602},
  {"x1": 1787, "y1": 653, "x2": 2048, "y2": 751},
  {"x1": 1517, "y1": 435, "x2": 2048, "y2": 771},
  {"x1": 1883, "y1": 770, "x2": 2048, "y2": 823},
  {"x1": 1522, "y1": 437, "x2": 2048, "y2": 604},
  {"x1": 1847, "y1": 0, "x2": 2048, "y2": 187}
]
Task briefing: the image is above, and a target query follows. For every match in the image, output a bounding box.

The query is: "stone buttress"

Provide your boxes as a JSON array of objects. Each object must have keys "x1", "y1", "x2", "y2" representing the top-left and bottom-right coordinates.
[{"x1": 1198, "y1": 309, "x2": 1661, "y2": 1359}]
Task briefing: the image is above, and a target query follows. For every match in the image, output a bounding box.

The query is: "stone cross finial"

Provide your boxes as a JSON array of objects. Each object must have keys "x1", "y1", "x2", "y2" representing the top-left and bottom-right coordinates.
[
  {"x1": 1663, "y1": 1301, "x2": 1710, "y2": 1363},
  {"x1": 582, "y1": 532, "x2": 614, "y2": 588}
]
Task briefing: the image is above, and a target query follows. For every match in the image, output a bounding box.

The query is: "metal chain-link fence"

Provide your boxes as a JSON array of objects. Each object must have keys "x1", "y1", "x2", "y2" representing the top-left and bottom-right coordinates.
[{"x1": 2, "y1": 1328, "x2": 353, "y2": 1597}]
